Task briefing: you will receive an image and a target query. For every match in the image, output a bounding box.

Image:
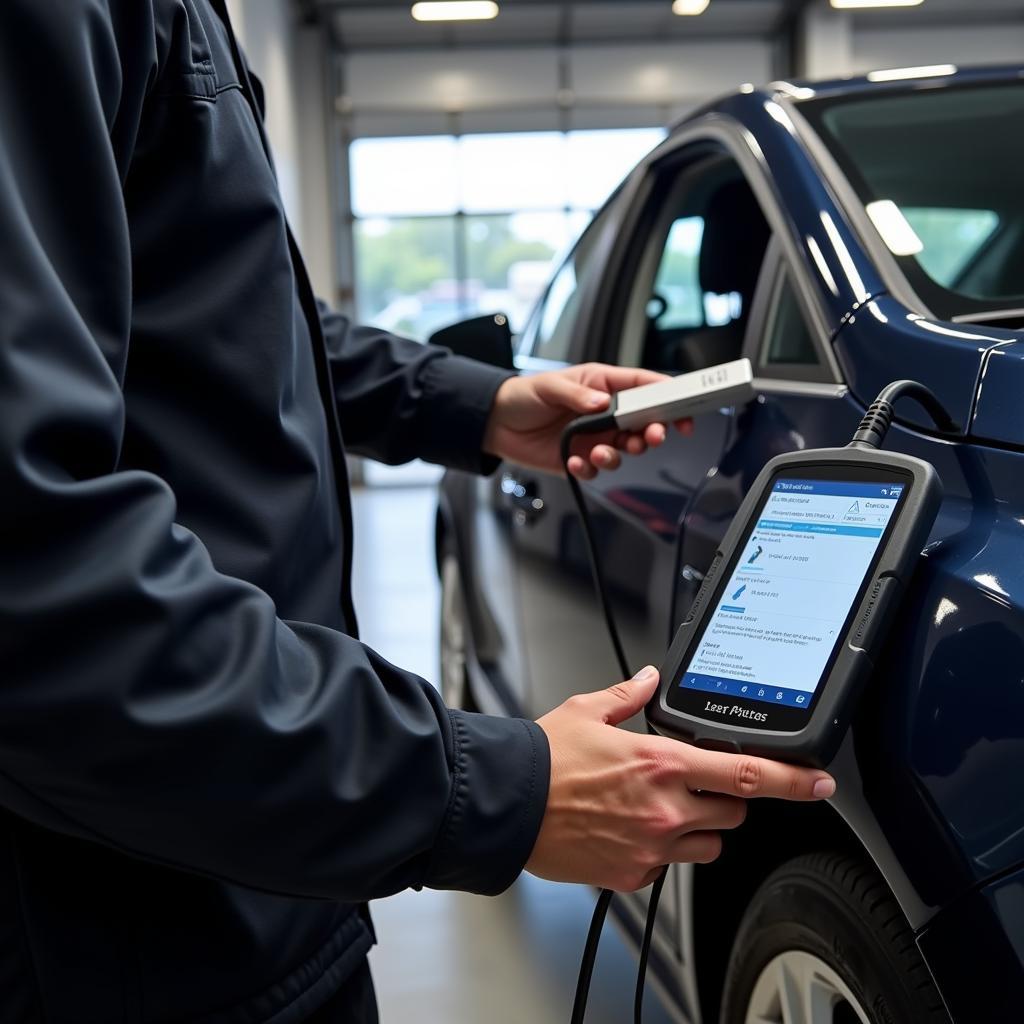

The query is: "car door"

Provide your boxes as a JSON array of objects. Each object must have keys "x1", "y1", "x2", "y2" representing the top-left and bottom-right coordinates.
[
  {"x1": 645, "y1": 231, "x2": 849, "y2": 1020},
  {"x1": 485, "y1": 195, "x2": 629, "y2": 720},
  {"x1": 503, "y1": 136, "x2": 784, "y2": 1006},
  {"x1": 442, "y1": 200, "x2": 622, "y2": 721},
  {"x1": 509, "y1": 137, "x2": 777, "y2": 720},
  {"x1": 674, "y1": 240, "x2": 852, "y2": 631}
]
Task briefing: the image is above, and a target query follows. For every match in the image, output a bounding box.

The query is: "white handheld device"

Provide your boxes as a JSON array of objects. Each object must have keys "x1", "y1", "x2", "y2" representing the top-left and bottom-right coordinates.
[{"x1": 610, "y1": 358, "x2": 754, "y2": 429}]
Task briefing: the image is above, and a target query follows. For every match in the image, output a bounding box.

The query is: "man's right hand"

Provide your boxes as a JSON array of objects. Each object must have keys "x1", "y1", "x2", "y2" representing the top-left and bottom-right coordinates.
[{"x1": 526, "y1": 666, "x2": 836, "y2": 892}]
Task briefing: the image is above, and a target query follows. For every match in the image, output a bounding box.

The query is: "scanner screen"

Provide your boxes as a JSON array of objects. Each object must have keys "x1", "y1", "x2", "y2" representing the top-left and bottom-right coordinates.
[{"x1": 679, "y1": 476, "x2": 902, "y2": 711}]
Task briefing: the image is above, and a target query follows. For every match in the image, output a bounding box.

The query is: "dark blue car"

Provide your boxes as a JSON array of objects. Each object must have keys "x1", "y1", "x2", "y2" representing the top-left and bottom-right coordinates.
[{"x1": 435, "y1": 65, "x2": 1024, "y2": 1024}]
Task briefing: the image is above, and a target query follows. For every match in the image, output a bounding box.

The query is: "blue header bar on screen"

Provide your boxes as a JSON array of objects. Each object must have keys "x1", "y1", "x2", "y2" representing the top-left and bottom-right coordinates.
[{"x1": 773, "y1": 479, "x2": 904, "y2": 500}]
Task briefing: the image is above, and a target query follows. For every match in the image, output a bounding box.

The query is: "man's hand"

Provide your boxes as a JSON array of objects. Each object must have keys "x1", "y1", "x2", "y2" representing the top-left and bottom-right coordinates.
[
  {"x1": 483, "y1": 363, "x2": 693, "y2": 480},
  {"x1": 527, "y1": 667, "x2": 836, "y2": 892}
]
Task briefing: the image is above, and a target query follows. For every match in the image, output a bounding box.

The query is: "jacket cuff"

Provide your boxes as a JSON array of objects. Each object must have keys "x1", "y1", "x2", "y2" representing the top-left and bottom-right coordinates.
[
  {"x1": 425, "y1": 711, "x2": 550, "y2": 895},
  {"x1": 418, "y1": 354, "x2": 515, "y2": 476}
]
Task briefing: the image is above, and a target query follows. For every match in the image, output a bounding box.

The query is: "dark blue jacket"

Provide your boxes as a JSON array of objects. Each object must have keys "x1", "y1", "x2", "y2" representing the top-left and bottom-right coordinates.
[{"x1": 0, "y1": 2, "x2": 550, "y2": 1020}]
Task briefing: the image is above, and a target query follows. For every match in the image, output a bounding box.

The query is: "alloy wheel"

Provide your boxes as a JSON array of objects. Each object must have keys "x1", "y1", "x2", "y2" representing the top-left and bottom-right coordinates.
[{"x1": 745, "y1": 950, "x2": 872, "y2": 1024}]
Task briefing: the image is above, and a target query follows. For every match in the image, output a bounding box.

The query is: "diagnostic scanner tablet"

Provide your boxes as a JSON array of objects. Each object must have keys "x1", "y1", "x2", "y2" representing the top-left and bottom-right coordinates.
[{"x1": 646, "y1": 447, "x2": 942, "y2": 767}]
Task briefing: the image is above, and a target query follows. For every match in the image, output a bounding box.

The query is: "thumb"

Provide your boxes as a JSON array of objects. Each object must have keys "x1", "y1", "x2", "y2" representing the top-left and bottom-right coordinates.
[
  {"x1": 592, "y1": 666, "x2": 660, "y2": 726},
  {"x1": 534, "y1": 373, "x2": 610, "y2": 416}
]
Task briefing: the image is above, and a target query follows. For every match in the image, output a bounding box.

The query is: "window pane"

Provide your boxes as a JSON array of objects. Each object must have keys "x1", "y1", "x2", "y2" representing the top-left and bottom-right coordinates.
[
  {"x1": 459, "y1": 133, "x2": 567, "y2": 213},
  {"x1": 622, "y1": 159, "x2": 771, "y2": 373},
  {"x1": 350, "y1": 137, "x2": 459, "y2": 217},
  {"x1": 535, "y1": 262, "x2": 580, "y2": 361},
  {"x1": 801, "y1": 83, "x2": 1024, "y2": 316},
  {"x1": 522, "y1": 204, "x2": 613, "y2": 363},
  {"x1": 902, "y1": 207, "x2": 1000, "y2": 288},
  {"x1": 765, "y1": 274, "x2": 817, "y2": 366},
  {"x1": 568, "y1": 209, "x2": 594, "y2": 240},
  {"x1": 566, "y1": 128, "x2": 666, "y2": 209},
  {"x1": 354, "y1": 217, "x2": 459, "y2": 341},
  {"x1": 462, "y1": 212, "x2": 569, "y2": 333},
  {"x1": 651, "y1": 217, "x2": 705, "y2": 329}
]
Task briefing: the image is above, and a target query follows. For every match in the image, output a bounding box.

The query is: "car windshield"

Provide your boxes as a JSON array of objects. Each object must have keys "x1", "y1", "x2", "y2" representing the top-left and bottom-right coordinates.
[{"x1": 800, "y1": 81, "x2": 1024, "y2": 323}]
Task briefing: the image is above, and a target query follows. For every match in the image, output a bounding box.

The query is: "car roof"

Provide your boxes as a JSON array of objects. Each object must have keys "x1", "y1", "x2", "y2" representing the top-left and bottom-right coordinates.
[
  {"x1": 781, "y1": 62, "x2": 1024, "y2": 99},
  {"x1": 671, "y1": 63, "x2": 1024, "y2": 132}
]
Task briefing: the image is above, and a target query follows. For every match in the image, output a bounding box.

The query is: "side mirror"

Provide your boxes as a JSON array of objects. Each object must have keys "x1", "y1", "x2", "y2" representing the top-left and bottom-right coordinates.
[{"x1": 429, "y1": 313, "x2": 515, "y2": 371}]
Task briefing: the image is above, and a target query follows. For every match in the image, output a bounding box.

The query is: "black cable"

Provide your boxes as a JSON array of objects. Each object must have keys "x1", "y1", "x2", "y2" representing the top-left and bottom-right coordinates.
[
  {"x1": 560, "y1": 414, "x2": 630, "y2": 680},
  {"x1": 849, "y1": 379, "x2": 957, "y2": 450},
  {"x1": 561, "y1": 414, "x2": 668, "y2": 1024},
  {"x1": 570, "y1": 888, "x2": 615, "y2": 1024},
  {"x1": 569, "y1": 866, "x2": 668, "y2": 1024},
  {"x1": 634, "y1": 866, "x2": 668, "y2": 1024}
]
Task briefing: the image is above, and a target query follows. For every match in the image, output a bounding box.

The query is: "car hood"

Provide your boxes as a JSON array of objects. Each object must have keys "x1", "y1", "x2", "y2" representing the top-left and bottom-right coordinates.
[{"x1": 833, "y1": 297, "x2": 1021, "y2": 440}]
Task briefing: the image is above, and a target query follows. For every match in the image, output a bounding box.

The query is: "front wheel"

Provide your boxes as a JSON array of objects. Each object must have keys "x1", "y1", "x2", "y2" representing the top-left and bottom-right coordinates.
[{"x1": 721, "y1": 852, "x2": 949, "y2": 1024}]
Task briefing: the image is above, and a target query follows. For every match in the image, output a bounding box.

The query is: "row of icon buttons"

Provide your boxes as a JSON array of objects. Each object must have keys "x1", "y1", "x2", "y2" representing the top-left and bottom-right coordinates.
[
  {"x1": 696, "y1": 677, "x2": 805, "y2": 703},
  {"x1": 748, "y1": 683, "x2": 804, "y2": 703},
  {"x1": 683, "y1": 673, "x2": 811, "y2": 707}
]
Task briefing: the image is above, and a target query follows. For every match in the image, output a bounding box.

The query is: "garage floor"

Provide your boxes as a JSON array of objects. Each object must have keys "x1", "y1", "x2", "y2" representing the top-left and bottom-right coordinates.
[{"x1": 351, "y1": 485, "x2": 675, "y2": 1024}]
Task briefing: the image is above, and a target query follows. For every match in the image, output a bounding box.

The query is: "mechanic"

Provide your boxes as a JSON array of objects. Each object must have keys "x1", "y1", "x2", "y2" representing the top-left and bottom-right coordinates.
[{"x1": 0, "y1": 3, "x2": 835, "y2": 1022}]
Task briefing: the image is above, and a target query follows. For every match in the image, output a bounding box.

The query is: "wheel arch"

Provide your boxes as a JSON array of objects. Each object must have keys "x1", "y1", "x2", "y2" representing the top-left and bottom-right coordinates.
[{"x1": 690, "y1": 799, "x2": 868, "y2": 1022}]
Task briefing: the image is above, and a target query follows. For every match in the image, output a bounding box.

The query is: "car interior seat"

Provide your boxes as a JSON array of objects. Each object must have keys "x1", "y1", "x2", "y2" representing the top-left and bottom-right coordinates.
[{"x1": 643, "y1": 179, "x2": 771, "y2": 373}]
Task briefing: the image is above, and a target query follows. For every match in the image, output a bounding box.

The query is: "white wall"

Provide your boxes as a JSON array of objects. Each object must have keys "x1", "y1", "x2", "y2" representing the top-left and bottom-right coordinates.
[
  {"x1": 571, "y1": 40, "x2": 771, "y2": 110},
  {"x1": 797, "y1": 6, "x2": 1024, "y2": 80},
  {"x1": 226, "y1": 0, "x2": 336, "y2": 299},
  {"x1": 344, "y1": 39, "x2": 775, "y2": 138},
  {"x1": 851, "y1": 23, "x2": 1024, "y2": 75},
  {"x1": 797, "y1": 8, "x2": 852, "y2": 82}
]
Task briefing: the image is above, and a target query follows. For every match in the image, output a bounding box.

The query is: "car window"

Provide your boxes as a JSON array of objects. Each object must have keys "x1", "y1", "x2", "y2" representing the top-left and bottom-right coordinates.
[
  {"x1": 753, "y1": 262, "x2": 833, "y2": 384},
  {"x1": 618, "y1": 152, "x2": 771, "y2": 374},
  {"x1": 800, "y1": 82, "x2": 1024, "y2": 319},
  {"x1": 764, "y1": 272, "x2": 817, "y2": 367},
  {"x1": 901, "y1": 207, "x2": 1000, "y2": 289},
  {"x1": 518, "y1": 204, "x2": 612, "y2": 363},
  {"x1": 649, "y1": 216, "x2": 705, "y2": 329}
]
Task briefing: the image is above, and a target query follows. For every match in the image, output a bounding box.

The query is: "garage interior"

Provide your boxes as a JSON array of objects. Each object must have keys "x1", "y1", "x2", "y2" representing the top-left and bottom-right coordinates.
[{"x1": 217, "y1": 1, "x2": 1024, "y2": 1021}]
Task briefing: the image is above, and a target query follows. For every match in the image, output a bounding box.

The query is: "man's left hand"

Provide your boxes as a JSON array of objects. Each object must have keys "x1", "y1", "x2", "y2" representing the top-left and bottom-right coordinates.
[{"x1": 483, "y1": 363, "x2": 694, "y2": 480}]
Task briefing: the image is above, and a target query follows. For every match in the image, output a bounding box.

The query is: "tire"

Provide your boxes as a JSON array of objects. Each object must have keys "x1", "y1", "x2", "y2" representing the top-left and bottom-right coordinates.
[
  {"x1": 720, "y1": 852, "x2": 949, "y2": 1024},
  {"x1": 439, "y1": 544, "x2": 478, "y2": 712}
]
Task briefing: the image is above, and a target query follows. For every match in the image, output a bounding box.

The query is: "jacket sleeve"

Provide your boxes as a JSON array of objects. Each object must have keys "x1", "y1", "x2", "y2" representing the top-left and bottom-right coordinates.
[
  {"x1": 0, "y1": 0, "x2": 548, "y2": 902},
  {"x1": 319, "y1": 304, "x2": 516, "y2": 472}
]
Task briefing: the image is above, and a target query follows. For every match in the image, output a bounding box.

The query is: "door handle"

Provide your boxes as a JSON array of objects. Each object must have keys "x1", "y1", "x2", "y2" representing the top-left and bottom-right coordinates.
[{"x1": 501, "y1": 473, "x2": 546, "y2": 524}]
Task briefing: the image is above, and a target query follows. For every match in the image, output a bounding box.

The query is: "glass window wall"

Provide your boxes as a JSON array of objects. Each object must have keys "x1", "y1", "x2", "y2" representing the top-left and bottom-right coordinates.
[{"x1": 350, "y1": 128, "x2": 666, "y2": 342}]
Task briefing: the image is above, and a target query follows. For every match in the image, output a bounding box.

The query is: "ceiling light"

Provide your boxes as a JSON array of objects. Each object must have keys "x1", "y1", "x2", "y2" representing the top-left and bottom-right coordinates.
[
  {"x1": 830, "y1": 0, "x2": 924, "y2": 8},
  {"x1": 672, "y1": 0, "x2": 711, "y2": 15},
  {"x1": 867, "y1": 64, "x2": 957, "y2": 82},
  {"x1": 866, "y1": 200, "x2": 924, "y2": 257},
  {"x1": 411, "y1": 1, "x2": 499, "y2": 22}
]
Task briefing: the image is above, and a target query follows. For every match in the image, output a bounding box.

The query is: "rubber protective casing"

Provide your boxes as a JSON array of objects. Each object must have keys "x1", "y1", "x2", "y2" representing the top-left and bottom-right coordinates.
[{"x1": 645, "y1": 447, "x2": 942, "y2": 768}]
